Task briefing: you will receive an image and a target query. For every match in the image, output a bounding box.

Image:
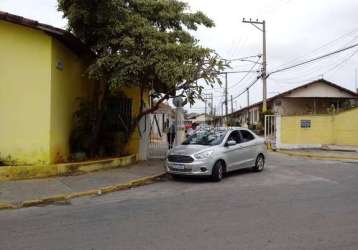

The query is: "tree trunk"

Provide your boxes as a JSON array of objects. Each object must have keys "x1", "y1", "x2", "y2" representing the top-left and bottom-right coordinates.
[{"x1": 89, "y1": 80, "x2": 109, "y2": 157}]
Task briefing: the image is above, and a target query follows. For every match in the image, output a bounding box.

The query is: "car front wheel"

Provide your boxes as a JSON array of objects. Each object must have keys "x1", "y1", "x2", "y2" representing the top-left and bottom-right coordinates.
[
  {"x1": 212, "y1": 161, "x2": 224, "y2": 182},
  {"x1": 253, "y1": 154, "x2": 265, "y2": 172}
]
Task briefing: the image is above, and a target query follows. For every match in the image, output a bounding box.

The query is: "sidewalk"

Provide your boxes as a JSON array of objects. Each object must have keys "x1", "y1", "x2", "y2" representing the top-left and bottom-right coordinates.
[
  {"x1": 0, "y1": 160, "x2": 166, "y2": 209},
  {"x1": 321, "y1": 144, "x2": 358, "y2": 152},
  {"x1": 277, "y1": 149, "x2": 358, "y2": 161}
]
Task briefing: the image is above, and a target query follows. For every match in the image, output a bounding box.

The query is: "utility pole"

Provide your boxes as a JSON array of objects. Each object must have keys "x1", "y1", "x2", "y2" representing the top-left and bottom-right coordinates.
[
  {"x1": 231, "y1": 95, "x2": 234, "y2": 113},
  {"x1": 224, "y1": 72, "x2": 228, "y2": 126},
  {"x1": 221, "y1": 101, "x2": 225, "y2": 126},
  {"x1": 355, "y1": 68, "x2": 358, "y2": 93},
  {"x1": 247, "y1": 88, "x2": 250, "y2": 126},
  {"x1": 204, "y1": 98, "x2": 207, "y2": 124},
  {"x1": 213, "y1": 107, "x2": 216, "y2": 127},
  {"x1": 243, "y1": 18, "x2": 267, "y2": 112},
  {"x1": 203, "y1": 93, "x2": 213, "y2": 125},
  {"x1": 211, "y1": 93, "x2": 214, "y2": 116}
]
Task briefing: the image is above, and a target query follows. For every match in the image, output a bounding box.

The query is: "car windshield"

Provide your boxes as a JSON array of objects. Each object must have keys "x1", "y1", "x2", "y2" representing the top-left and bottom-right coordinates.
[{"x1": 182, "y1": 130, "x2": 227, "y2": 146}]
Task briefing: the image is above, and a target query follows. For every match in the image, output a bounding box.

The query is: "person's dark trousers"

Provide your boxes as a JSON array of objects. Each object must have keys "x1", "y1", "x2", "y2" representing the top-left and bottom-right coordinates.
[{"x1": 167, "y1": 133, "x2": 175, "y2": 149}]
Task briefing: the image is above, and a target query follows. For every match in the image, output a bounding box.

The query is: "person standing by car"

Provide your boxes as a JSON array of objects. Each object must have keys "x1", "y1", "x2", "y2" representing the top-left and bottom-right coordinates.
[{"x1": 166, "y1": 123, "x2": 176, "y2": 149}]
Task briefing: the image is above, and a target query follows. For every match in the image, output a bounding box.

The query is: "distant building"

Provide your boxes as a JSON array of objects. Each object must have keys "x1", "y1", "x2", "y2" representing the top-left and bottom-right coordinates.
[
  {"x1": 186, "y1": 113, "x2": 212, "y2": 126},
  {"x1": 230, "y1": 79, "x2": 358, "y2": 127}
]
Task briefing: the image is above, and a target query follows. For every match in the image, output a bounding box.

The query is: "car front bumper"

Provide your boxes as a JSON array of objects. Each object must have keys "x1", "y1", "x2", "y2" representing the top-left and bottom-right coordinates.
[{"x1": 166, "y1": 159, "x2": 213, "y2": 176}]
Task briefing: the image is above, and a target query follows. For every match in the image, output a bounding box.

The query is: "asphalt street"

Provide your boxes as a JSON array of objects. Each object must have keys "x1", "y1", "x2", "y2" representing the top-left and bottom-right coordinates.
[{"x1": 1, "y1": 153, "x2": 358, "y2": 250}]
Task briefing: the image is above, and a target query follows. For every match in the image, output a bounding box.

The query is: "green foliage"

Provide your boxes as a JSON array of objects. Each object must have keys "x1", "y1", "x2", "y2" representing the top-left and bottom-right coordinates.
[
  {"x1": 70, "y1": 98, "x2": 95, "y2": 155},
  {"x1": 259, "y1": 109, "x2": 274, "y2": 126},
  {"x1": 70, "y1": 97, "x2": 129, "y2": 157},
  {"x1": 58, "y1": 0, "x2": 227, "y2": 106},
  {"x1": 59, "y1": 0, "x2": 227, "y2": 157}
]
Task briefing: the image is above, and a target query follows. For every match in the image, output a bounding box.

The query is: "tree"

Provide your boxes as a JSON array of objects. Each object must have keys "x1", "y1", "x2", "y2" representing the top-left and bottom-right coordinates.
[{"x1": 58, "y1": 0, "x2": 227, "y2": 156}]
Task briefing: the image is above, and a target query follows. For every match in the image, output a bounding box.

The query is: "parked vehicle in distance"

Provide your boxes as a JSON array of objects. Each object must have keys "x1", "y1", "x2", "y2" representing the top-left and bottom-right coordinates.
[{"x1": 166, "y1": 127, "x2": 266, "y2": 181}]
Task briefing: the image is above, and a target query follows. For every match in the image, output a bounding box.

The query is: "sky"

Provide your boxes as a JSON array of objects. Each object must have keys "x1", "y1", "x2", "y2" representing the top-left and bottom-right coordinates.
[{"x1": 1, "y1": 0, "x2": 358, "y2": 114}]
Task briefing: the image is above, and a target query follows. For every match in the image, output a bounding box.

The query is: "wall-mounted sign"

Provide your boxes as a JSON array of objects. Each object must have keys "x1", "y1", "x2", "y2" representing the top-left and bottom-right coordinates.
[{"x1": 301, "y1": 120, "x2": 311, "y2": 128}]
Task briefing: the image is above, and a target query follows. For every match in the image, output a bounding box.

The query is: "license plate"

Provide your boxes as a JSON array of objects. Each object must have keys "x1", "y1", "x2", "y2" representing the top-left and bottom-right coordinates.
[{"x1": 171, "y1": 164, "x2": 185, "y2": 170}]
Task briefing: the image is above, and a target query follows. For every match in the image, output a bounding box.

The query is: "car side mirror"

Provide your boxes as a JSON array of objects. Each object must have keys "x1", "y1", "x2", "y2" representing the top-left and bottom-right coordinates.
[{"x1": 225, "y1": 140, "x2": 237, "y2": 147}]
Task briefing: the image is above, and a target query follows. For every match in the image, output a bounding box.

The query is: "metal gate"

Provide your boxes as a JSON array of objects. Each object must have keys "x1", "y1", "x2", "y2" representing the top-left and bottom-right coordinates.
[
  {"x1": 264, "y1": 115, "x2": 276, "y2": 149},
  {"x1": 148, "y1": 113, "x2": 169, "y2": 159}
]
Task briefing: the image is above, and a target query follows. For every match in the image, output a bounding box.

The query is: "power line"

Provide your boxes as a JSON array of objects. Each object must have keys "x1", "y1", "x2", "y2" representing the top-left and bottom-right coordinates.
[
  {"x1": 228, "y1": 57, "x2": 262, "y2": 90},
  {"x1": 324, "y1": 47, "x2": 358, "y2": 77},
  {"x1": 219, "y1": 70, "x2": 259, "y2": 74},
  {"x1": 274, "y1": 26, "x2": 358, "y2": 69},
  {"x1": 271, "y1": 32, "x2": 358, "y2": 81},
  {"x1": 225, "y1": 54, "x2": 262, "y2": 62},
  {"x1": 231, "y1": 76, "x2": 261, "y2": 101},
  {"x1": 269, "y1": 42, "x2": 358, "y2": 76}
]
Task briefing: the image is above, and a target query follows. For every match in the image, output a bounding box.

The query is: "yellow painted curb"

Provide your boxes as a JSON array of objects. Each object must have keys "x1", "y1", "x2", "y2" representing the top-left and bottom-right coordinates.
[
  {"x1": 277, "y1": 151, "x2": 358, "y2": 161},
  {"x1": 0, "y1": 203, "x2": 18, "y2": 210},
  {"x1": 0, "y1": 172, "x2": 166, "y2": 211},
  {"x1": 0, "y1": 154, "x2": 136, "y2": 182},
  {"x1": 65, "y1": 189, "x2": 98, "y2": 200},
  {"x1": 21, "y1": 199, "x2": 47, "y2": 208}
]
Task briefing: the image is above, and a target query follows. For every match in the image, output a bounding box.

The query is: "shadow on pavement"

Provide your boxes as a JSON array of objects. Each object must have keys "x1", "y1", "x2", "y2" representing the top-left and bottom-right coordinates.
[{"x1": 168, "y1": 167, "x2": 257, "y2": 183}]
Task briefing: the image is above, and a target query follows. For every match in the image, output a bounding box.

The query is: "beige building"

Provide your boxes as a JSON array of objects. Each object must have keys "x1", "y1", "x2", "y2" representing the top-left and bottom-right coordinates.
[
  {"x1": 186, "y1": 113, "x2": 213, "y2": 126},
  {"x1": 230, "y1": 79, "x2": 358, "y2": 126}
]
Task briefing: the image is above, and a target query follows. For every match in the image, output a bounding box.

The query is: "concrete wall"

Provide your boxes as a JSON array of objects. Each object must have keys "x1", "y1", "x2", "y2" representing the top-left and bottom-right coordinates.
[
  {"x1": 0, "y1": 21, "x2": 52, "y2": 164},
  {"x1": 50, "y1": 38, "x2": 91, "y2": 163},
  {"x1": 122, "y1": 86, "x2": 149, "y2": 156},
  {"x1": 0, "y1": 21, "x2": 148, "y2": 164},
  {"x1": 49, "y1": 43, "x2": 146, "y2": 161},
  {"x1": 279, "y1": 107, "x2": 358, "y2": 148},
  {"x1": 334, "y1": 108, "x2": 358, "y2": 145}
]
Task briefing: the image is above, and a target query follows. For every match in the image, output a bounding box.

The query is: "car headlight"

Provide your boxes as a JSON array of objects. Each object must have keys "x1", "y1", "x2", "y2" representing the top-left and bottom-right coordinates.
[{"x1": 194, "y1": 150, "x2": 214, "y2": 160}]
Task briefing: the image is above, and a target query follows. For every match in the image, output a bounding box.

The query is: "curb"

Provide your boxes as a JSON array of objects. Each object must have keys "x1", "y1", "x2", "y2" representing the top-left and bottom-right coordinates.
[
  {"x1": 0, "y1": 172, "x2": 166, "y2": 210},
  {"x1": 0, "y1": 154, "x2": 136, "y2": 182},
  {"x1": 276, "y1": 151, "x2": 358, "y2": 161}
]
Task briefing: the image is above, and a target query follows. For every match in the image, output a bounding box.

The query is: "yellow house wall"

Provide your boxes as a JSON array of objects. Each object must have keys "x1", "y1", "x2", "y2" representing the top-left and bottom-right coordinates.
[
  {"x1": 50, "y1": 38, "x2": 91, "y2": 163},
  {"x1": 0, "y1": 21, "x2": 52, "y2": 165},
  {"x1": 333, "y1": 108, "x2": 358, "y2": 145},
  {"x1": 121, "y1": 86, "x2": 148, "y2": 156},
  {"x1": 281, "y1": 115, "x2": 333, "y2": 145},
  {"x1": 280, "y1": 107, "x2": 358, "y2": 146},
  {"x1": 0, "y1": 20, "x2": 148, "y2": 165}
]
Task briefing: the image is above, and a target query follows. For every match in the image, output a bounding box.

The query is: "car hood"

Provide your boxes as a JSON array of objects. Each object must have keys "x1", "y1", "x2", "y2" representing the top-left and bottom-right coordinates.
[{"x1": 169, "y1": 145, "x2": 213, "y2": 156}]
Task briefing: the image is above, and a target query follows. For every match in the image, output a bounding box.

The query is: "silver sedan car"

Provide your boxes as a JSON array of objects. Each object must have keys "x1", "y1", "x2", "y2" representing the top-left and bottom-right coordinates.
[{"x1": 166, "y1": 128, "x2": 266, "y2": 181}]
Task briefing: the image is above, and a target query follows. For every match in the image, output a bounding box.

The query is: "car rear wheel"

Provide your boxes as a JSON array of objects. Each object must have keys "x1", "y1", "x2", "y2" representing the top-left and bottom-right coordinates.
[
  {"x1": 212, "y1": 161, "x2": 224, "y2": 182},
  {"x1": 253, "y1": 154, "x2": 265, "y2": 172}
]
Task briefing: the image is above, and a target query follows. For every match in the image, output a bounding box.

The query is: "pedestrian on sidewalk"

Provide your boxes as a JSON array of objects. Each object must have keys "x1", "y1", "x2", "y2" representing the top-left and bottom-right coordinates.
[{"x1": 166, "y1": 122, "x2": 176, "y2": 149}]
